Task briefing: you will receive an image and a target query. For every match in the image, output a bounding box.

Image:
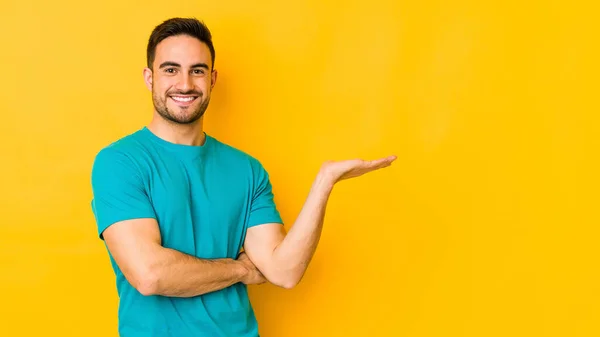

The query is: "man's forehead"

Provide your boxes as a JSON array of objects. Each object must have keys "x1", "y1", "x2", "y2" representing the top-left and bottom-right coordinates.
[{"x1": 155, "y1": 35, "x2": 211, "y2": 64}]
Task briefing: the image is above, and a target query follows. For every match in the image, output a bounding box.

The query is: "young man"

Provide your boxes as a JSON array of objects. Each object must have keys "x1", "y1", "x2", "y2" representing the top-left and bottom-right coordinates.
[{"x1": 90, "y1": 17, "x2": 396, "y2": 337}]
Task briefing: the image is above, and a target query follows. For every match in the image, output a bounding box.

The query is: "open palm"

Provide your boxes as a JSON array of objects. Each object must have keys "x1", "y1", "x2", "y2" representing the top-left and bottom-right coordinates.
[{"x1": 322, "y1": 155, "x2": 397, "y2": 183}]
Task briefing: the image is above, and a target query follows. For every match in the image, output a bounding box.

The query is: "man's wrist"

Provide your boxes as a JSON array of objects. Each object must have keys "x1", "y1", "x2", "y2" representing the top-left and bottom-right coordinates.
[
  {"x1": 234, "y1": 259, "x2": 250, "y2": 283},
  {"x1": 314, "y1": 170, "x2": 335, "y2": 194}
]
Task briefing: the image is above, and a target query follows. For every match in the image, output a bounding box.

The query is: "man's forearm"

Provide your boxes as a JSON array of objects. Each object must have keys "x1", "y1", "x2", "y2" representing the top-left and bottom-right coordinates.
[
  {"x1": 271, "y1": 172, "x2": 334, "y2": 286},
  {"x1": 140, "y1": 247, "x2": 247, "y2": 297}
]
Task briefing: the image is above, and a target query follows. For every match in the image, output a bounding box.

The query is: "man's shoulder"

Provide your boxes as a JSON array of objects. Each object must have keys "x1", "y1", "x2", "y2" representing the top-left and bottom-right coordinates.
[{"x1": 92, "y1": 128, "x2": 148, "y2": 169}]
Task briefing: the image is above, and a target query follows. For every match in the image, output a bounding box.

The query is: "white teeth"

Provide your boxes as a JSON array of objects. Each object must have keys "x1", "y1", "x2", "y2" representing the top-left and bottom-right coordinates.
[{"x1": 171, "y1": 96, "x2": 195, "y2": 102}]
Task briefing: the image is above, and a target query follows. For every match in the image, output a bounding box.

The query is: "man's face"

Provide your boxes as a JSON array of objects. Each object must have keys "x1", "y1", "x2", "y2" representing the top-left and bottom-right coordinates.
[{"x1": 144, "y1": 35, "x2": 217, "y2": 124}]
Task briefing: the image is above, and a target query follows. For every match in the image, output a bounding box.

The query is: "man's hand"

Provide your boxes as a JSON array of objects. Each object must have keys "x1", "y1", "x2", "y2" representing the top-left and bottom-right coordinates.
[
  {"x1": 237, "y1": 251, "x2": 267, "y2": 285},
  {"x1": 320, "y1": 155, "x2": 397, "y2": 184}
]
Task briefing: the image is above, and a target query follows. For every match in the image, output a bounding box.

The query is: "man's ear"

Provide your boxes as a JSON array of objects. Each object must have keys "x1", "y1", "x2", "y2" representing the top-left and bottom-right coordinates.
[
  {"x1": 211, "y1": 69, "x2": 218, "y2": 90},
  {"x1": 143, "y1": 67, "x2": 153, "y2": 91}
]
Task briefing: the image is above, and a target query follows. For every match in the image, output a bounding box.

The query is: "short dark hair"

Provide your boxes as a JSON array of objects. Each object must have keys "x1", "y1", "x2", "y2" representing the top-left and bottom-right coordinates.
[{"x1": 146, "y1": 17, "x2": 215, "y2": 70}]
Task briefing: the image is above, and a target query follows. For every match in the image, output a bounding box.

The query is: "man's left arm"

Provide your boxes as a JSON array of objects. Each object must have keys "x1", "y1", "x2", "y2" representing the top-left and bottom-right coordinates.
[{"x1": 243, "y1": 156, "x2": 396, "y2": 289}]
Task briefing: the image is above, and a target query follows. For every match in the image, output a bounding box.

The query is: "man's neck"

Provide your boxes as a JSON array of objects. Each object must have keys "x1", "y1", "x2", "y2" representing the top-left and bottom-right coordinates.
[{"x1": 147, "y1": 116, "x2": 206, "y2": 146}]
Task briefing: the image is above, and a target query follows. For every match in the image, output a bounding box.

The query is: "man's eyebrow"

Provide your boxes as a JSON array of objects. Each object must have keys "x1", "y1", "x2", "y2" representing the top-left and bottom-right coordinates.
[
  {"x1": 190, "y1": 63, "x2": 210, "y2": 70},
  {"x1": 158, "y1": 62, "x2": 210, "y2": 70},
  {"x1": 159, "y1": 61, "x2": 181, "y2": 69}
]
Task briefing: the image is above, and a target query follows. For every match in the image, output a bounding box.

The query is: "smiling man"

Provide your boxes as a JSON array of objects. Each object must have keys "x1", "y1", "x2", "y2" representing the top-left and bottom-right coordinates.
[{"x1": 90, "y1": 17, "x2": 396, "y2": 337}]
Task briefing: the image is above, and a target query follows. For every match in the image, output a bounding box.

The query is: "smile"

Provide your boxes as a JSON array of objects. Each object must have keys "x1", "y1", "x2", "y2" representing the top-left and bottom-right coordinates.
[{"x1": 170, "y1": 95, "x2": 198, "y2": 103}]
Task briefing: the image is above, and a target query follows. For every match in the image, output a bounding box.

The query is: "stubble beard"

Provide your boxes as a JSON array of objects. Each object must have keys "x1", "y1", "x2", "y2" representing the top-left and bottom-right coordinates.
[{"x1": 152, "y1": 88, "x2": 211, "y2": 125}]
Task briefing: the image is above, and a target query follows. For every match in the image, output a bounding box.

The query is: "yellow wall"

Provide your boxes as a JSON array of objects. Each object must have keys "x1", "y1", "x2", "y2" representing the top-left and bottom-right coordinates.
[{"x1": 1, "y1": 0, "x2": 598, "y2": 336}]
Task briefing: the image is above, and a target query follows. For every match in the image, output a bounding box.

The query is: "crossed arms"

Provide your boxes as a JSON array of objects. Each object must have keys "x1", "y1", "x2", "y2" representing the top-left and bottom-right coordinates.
[{"x1": 100, "y1": 156, "x2": 395, "y2": 297}]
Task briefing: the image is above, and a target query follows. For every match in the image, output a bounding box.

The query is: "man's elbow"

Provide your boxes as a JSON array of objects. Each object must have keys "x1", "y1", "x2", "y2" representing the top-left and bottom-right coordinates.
[
  {"x1": 272, "y1": 273, "x2": 303, "y2": 290},
  {"x1": 129, "y1": 266, "x2": 160, "y2": 296},
  {"x1": 280, "y1": 280, "x2": 299, "y2": 289},
  {"x1": 136, "y1": 277, "x2": 159, "y2": 296}
]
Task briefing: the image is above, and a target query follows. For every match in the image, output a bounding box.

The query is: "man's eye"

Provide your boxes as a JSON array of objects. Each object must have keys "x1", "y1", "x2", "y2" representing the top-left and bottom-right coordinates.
[
  {"x1": 165, "y1": 68, "x2": 176, "y2": 73},
  {"x1": 193, "y1": 69, "x2": 205, "y2": 75}
]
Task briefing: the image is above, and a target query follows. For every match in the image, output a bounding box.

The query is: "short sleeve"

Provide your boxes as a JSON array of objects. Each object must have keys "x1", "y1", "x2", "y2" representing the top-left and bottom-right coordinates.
[
  {"x1": 248, "y1": 159, "x2": 283, "y2": 228},
  {"x1": 90, "y1": 147, "x2": 156, "y2": 239}
]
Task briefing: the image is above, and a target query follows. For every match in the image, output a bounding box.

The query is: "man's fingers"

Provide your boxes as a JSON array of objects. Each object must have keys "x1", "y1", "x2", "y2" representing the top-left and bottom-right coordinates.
[{"x1": 366, "y1": 155, "x2": 397, "y2": 169}]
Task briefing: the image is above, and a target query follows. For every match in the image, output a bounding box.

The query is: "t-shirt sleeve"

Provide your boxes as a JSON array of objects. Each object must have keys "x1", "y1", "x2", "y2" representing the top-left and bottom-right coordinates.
[
  {"x1": 90, "y1": 147, "x2": 156, "y2": 239},
  {"x1": 248, "y1": 158, "x2": 284, "y2": 228}
]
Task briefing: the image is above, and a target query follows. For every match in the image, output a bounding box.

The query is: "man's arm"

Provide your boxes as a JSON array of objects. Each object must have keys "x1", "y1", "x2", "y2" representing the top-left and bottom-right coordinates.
[
  {"x1": 244, "y1": 172, "x2": 331, "y2": 288},
  {"x1": 92, "y1": 148, "x2": 266, "y2": 297},
  {"x1": 244, "y1": 156, "x2": 396, "y2": 289},
  {"x1": 103, "y1": 217, "x2": 266, "y2": 297}
]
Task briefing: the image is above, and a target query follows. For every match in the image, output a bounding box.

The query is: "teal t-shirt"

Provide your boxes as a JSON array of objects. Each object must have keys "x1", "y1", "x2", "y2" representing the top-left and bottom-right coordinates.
[{"x1": 90, "y1": 127, "x2": 283, "y2": 337}]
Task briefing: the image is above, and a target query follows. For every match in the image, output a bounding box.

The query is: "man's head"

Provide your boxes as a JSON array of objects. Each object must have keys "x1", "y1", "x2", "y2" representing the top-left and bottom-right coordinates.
[{"x1": 143, "y1": 18, "x2": 217, "y2": 125}]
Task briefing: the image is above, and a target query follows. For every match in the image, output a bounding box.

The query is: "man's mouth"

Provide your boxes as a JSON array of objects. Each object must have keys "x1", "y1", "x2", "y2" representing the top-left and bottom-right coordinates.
[{"x1": 170, "y1": 95, "x2": 198, "y2": 105}]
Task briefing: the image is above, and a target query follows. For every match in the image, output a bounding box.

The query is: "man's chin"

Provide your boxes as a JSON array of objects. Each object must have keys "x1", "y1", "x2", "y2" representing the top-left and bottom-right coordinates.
[
  {"x1": 154, "y1": 99, "x2": 208, "y2": 125},
  {"x1": 167, "y1": 111, "x2": 204, "y2": 125},
  {"x1": 171, "y1": 115, "x2": 201, "y2": 124}
]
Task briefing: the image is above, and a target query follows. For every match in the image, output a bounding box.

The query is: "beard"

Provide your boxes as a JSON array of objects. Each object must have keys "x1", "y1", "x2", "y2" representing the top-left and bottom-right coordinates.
[{"x1": 152, "y1": 88, "x2": 211, "y2": 125}]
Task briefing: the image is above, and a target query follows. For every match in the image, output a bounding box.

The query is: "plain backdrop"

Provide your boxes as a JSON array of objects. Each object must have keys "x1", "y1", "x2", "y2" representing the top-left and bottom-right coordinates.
[{"x1": 0, "y1": 0, "x2": 598, "y2": 336}]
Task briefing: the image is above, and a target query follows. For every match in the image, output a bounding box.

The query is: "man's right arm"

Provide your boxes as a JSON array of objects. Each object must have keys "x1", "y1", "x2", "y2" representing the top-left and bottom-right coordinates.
[
  {"x1": 91, "y1": 147, "x2": 264, "y2": 297},
  {"x1": 102, "y1": 217, "x2": 264, "y2": 297}
]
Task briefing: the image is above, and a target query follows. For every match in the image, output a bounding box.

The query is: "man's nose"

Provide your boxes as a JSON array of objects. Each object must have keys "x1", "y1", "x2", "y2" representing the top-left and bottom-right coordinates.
[{"x1": 176, "y1": 73, "x2": 193, "y2": 92}]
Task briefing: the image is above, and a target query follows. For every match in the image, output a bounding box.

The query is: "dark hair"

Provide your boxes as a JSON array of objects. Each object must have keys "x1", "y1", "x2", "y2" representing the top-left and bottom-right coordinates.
[{"x1": 146, "y1": 17, "x2": 215, "y2": 70}]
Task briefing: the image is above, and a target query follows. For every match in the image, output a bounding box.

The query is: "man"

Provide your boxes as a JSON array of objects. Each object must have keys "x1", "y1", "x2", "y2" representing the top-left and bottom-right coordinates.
[{"x1": 90, "y1": 17, "x2": 396, "y2": 337}]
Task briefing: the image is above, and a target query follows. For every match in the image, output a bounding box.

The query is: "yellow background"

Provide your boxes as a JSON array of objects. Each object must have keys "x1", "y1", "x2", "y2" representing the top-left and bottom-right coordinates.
[{"x1": 1, "y1": 0, "x2": 598, "y2": 336}]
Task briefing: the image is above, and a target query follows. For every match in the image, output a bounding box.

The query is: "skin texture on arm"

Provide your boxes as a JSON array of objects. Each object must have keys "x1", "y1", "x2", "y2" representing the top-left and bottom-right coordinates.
[
  {"x1": 244, "y1": 155, "x2": 397, "y2": 289},
  {"x1": 102, "y1": 217, "x2": 266, "y2": 297}
]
